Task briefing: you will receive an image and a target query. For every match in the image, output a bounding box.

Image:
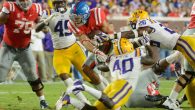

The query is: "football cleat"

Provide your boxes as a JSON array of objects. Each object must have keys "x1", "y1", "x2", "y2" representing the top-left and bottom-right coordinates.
[
  {"x1": 145, "y1": 94, "x2": 167, "y2": 102},
  {"x1": 162, "y1": 97, "x2": 182, "y2": 110},
  {"x1": 40, "y1": 100, "x2": 49, "y2": 109},
  {"x1": 55, "y1": 93, "x2": 70, "y2": 110}
]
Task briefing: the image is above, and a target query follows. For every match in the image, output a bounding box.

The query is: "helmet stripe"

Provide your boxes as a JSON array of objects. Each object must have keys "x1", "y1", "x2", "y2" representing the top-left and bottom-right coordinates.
[{"x1": 117, "y1": 38, "x2": 123, "y2": 55}]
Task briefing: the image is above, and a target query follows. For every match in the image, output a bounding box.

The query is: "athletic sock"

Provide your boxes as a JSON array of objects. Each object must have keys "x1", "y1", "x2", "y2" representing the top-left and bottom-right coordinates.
[
  {"x1": 39, "y1": 95, "x2": 45, "y2": 101},
  {"x1": 169, "y1": 89, "x2": 179, "y2": 100},
  {"x1": 83, "y1": 84, "x2": 102, "y2": 99},
  {"x1": 64, "y1": 78, "x2": 91, "y2": 105},
  {"x1": 69, "y1": 97, "x2": 85, "y2": 110}
]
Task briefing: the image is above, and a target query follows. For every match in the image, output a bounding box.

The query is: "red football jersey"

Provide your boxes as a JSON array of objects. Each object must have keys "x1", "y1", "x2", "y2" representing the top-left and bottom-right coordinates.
[
  {"x1": 68, "y1": 8, "x2": 107, "y2": 36},
  {"x1": 2, "y1": 2, "x2": 42, "y2": 48},
  {"x1": 188, "y1": 2, "x2": 195, "y2": 29}
]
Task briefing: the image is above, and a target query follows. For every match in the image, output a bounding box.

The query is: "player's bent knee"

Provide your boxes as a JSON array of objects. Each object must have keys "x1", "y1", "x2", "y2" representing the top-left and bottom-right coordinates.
[
  {"x1": 99, "y1": 93, "x2": 114, "y2": 109},
  {"x1": 177, "y1": 74, "x2": 193, "y2": 89},
  {"x1": 28, "y1": 78, "x2": 44, "y2": 92},
  {"x1": 59, "y1": 73, "x2": 70, "y2": 81}
]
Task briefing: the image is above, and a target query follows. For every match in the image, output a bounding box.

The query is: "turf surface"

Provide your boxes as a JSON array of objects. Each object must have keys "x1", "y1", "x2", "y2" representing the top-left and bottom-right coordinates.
[{"x1": 0, "y1": 79, "x2": 192, "y2": 110}]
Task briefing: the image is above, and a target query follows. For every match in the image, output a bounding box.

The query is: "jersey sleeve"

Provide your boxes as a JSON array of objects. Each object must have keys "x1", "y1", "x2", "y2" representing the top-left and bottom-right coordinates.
[
  {"x1": 67, "y1": 20, "x2": 83, "y2": 35},
  {"x1": 94, "y1": 8, "x2": 107, "y2": 26},
  {"x1": 34, "y1": 3, "x2": 43, "y2": 16},
  {"x1": 41, "y1": 10, "x2": 49, "y2": 19},
  {"x1": 137, "y1": 19, "x2": 152, "y2": 28},
  {"x1": 191, "y1": 2, "x2": 195, "y2": 15}
]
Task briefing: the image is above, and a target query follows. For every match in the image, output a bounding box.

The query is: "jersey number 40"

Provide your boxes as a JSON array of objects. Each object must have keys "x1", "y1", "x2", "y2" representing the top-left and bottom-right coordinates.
[{"x1": 113, "y1": 58, "x2": 134, "y2": 74}]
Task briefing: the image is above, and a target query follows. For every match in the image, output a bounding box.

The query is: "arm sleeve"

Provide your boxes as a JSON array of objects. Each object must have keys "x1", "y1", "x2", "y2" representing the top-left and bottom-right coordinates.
[
  {"x1": 67, "y1": 20, "x2": 83, "y2": 35},
  {"x1": 94, "y1": 8, "x2": 107, "y2": 26},
  {"x1": 191, "y1": 2, "x2": 195, "y2": 15}
]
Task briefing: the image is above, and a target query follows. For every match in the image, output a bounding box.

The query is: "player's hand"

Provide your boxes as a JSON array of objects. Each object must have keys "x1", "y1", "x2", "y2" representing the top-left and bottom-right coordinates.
[
  {"x1": 139, "y1": 32, "x2": 150, "y2": 45},
  {"x1": 93, "y1": 49, "x2": 108, "y2": 62},
  {"x1": 44, "y1": 12, "x2": 59, "y2": 24},
  {"x1": 94, "y1": 33, "x2": 110, "y2": 43}
]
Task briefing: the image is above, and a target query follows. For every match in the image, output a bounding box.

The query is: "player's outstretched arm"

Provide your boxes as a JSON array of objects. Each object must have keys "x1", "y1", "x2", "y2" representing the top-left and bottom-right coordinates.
[
  {"x1": 141, "y1": 45, "x2": 155, "y2": 65},
  {"x1": 0, "y1": 12, "x2": 8, "y2": 24},
  {"x1": 35, "y1": 20, "x2": 48, "y2": 32},
  {"x1": 119, "y1": 26, "x2": 154, "y2": 39}
]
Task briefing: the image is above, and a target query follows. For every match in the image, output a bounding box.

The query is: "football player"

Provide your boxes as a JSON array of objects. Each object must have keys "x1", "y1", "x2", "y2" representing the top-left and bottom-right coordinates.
[
  {"x1": 35, "y1": 0, "x2": 91, "y2": 104},
  {"x1": 56, "y1": 38, "x2": 162, "y2": 110},
  {"x1": 67, "y1": 1, "x2": 148, "y2": 91},
  {"x1": 67, "y1": 1, "x2": 114, "y2": 91},
  {"x1": 0, "y1": 0, "x2": 49, "y2": 109},
  {"x1": 112, "y1": 10, "x2": 195, "y2": 110},
  {"x1": 173, "y1": 2, "x2": 195, "y2": 107}
]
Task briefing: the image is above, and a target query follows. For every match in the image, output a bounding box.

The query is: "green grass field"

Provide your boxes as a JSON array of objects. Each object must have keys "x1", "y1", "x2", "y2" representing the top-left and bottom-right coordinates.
[{"x1": 0, "y1": 79, "x2": 192, "y2": 110}]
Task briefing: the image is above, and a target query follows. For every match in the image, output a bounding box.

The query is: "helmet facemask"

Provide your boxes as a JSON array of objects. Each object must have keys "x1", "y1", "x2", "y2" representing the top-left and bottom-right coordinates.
[
  {"x1": 16, "y1": 0, "x2": 32, "y2": 11},
  {"x1": 53, "y1": 0, "x2": 66, "y2": 13},
  {"x1": 69, "y1": 13, "x2": 88, "y2": 27}
]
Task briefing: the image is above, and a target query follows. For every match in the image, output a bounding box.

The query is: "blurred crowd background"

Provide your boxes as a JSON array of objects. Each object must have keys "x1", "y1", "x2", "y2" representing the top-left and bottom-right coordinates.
[{"x1": 37, "y1": 0, "x2": 194, "y2": 17}]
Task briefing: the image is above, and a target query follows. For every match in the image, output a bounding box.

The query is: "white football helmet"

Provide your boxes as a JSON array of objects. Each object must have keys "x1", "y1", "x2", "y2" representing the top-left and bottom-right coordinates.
[{"x1": 16, "y1": 0, "x2": 32, "y2": 11}]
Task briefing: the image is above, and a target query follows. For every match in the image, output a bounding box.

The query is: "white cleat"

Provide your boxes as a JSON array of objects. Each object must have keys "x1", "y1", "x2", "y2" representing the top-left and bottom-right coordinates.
[
  {"x1": 162, "y1": 97, "x2": 182, "y2": 110},
  {"x1": 55, "y1": 93, "x2": 70, "y2": 110}
]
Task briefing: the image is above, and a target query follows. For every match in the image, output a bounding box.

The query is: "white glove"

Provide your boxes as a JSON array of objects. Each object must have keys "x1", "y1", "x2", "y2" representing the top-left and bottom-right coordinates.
[
  {"x1": 44, "y1": 12, "x2": 59, "y2": 24},
  {"x1": 140, "y1": 31, "x2": 150, "y2": 45},
  {"x1": 93, "y1": 48, "x2": 108, "y2": 62}
]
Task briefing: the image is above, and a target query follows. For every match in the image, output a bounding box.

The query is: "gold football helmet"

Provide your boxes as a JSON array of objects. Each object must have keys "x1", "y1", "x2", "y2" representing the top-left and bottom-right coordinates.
[
  {"x1": 113, "y1": 38, "x2": 134, "y2": 55},
  {"x1": 128, "y1": 10, "x2": 150, "y2": 29}
]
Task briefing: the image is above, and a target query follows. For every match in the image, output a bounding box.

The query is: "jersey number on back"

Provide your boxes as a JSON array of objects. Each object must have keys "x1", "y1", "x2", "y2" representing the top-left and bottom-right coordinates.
[
  {"x1": 113, "y1": 58, "x2": 134, "y2": 74},
  {"x1": 54, "y1": 20, "x2": 72, "y2": 37},
  {"x1": 14, "y1": 20, "x2": 33, "y2": 34}
]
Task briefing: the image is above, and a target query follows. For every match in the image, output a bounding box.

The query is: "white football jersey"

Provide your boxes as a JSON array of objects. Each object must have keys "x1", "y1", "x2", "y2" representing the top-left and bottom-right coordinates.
[
  {"x1": 108, "y1": 48, "x2": 146, "y2": 89},
  {"x1": 42, "y1": 9, "x2": 76, "y2": 49},
  {"x1": 191, "y1": 2, "x2": 195, "y2": 15},
  {"x1": 137, "y1": 19, "x2": 180, "y2": 49}
]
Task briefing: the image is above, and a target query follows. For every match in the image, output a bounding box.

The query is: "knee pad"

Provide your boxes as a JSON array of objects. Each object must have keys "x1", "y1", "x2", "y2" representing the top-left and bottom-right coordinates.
[
  {"x1": 28, "y1": 78, "x2": 44, "y2": 92},
  {"x1": 176, "y1": 74, "x2": 193, "y2": 89},
  {"x1": 99, "y1": 93, "x2": 114, "y2": 109}
]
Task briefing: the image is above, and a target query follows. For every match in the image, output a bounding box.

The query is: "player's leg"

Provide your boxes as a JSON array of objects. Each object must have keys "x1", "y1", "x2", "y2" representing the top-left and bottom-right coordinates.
[
  {"x1": 181, "y1": 29, "x2": 195, "y2": 107},
  {"x1": 161, "y1": 35, "x2": 195, "y2": 108},
  {"x1": 0, "y1": 45, "x2": 15, "y2": 82},
  {"x1": 82, "y1": 53, "x2": 106, "y2": 90},
  {"x1": 126, "y1": 68, "x2": 163, "y2": 108},
  {"x1": 94, "y1": 79, "x2": 133, "y2": 110},
  {"x1": 17, "y1": 48, "x2": 48, "y2": 109},
  {"x1": 67, "y1": 79, "x2": 114, "y2": 110},
  {"x1": 53, "y1": 45, "x2": 90, "y2": 105}
]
